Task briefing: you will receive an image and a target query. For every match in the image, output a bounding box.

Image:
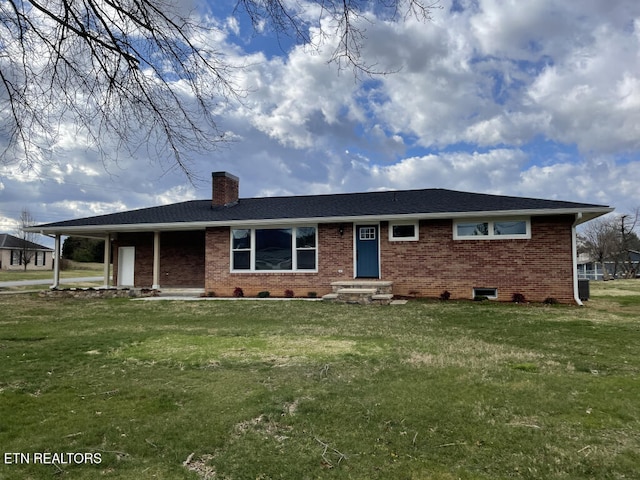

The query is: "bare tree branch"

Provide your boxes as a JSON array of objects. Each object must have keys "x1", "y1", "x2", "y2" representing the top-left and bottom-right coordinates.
[{"x1": 0, "y1": 0, "x2": 438, "y2": 177}]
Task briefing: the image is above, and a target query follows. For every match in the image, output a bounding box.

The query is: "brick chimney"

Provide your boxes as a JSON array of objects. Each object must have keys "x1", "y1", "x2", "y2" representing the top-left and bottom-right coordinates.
[{"x1": 212, "y1": 171, "x2": 239, "y2": 207}]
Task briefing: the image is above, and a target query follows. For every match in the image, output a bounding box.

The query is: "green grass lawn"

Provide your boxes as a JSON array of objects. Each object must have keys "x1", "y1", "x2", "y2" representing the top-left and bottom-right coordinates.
[
  {"x1": 0, "y1": 262, "x2": 105, "y2": 283},
  {"x1": 1, "y1": 281, "x2": 639, "y2": 479}
]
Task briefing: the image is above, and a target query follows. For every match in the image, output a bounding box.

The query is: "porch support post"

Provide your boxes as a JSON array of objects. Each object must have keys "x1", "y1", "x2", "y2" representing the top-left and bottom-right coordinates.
[
  {"x1": 51, "y1": 234, "x2": 61, "y2": 289},
  {"x1": 152, "y1": 231, "x2": 160, "y2": 290},
  {"x1": 572, "y1": 213, "x2": 584, "y2": 306},
  {"x1": 103, "y1": 234, "x2": 111, "y2": 288}
]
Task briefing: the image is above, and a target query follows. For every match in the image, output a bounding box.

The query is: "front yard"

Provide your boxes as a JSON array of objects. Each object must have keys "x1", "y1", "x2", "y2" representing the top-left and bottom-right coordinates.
[{"x1": 1, "y1": 281, "x2": 639, "y2": 479}]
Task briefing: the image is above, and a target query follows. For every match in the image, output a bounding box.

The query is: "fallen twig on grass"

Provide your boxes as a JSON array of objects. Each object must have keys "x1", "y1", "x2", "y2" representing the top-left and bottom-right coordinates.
[
  {"x1": 315, "y1": 437, "x2": 347, "y2": 467},
  {"x1": 578, "y1": 445, "x2": 593, "y2": 456},
  {"x1": 437, "y1": 441, "x2": 466, "y2": 448},
  {"x1": 183, "y1": 452, "x2": 195, "y2": 466},
  {"x1": 145, "y1": 438, "x2": 158, "y2": 448}
]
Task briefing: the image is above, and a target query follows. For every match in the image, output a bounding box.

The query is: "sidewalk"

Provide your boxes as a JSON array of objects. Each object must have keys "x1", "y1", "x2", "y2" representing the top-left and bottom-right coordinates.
[{"x1": 0, "y1": 277, "x2": 104, "y2": 288}]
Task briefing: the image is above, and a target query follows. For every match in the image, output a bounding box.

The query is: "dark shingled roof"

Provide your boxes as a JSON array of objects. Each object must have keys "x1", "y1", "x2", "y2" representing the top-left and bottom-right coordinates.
[
  {"x1": 33, "y1": 188, "x2": 611, "y2": 230},
  {"x1": 0, "y1": 233, "x2": 52, "y2": 250}
]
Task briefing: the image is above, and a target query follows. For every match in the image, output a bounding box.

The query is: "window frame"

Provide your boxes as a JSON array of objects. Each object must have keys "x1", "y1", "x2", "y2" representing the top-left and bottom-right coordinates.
[
  {"x1": 35, "y1": 251, "x2": 46, "y2": 267},
  {"x1": 473, "y1": 288, "x2": 498, "y2": 300},
  {"x1": 388, "y1": 221, "x2": 419, "y2": 242},
  {"x1": 10, "y1": 250, "x2": 21, "y2": 266},
  {"x1": 453, "y1": 217, "x2": 531, "y2": 240},
  {"x1": 230, "y1": 225, "x2": 318, "y2": 273}
]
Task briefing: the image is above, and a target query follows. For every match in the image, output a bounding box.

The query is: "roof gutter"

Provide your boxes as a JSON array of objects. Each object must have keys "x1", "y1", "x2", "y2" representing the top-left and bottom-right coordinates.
[{"x1": 572, "y1": 212, "x2": 584, "y2": 306}]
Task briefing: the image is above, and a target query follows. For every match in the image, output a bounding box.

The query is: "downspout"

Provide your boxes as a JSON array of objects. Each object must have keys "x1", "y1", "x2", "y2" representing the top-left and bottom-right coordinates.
[{"x1": 572, "y1": 213, "x2": 583, "y2": 306}]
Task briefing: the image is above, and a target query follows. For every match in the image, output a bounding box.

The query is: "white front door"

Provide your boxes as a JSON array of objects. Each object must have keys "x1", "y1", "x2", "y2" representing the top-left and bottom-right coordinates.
[{"x1": 118, "y1": 247, "x2": 135, "y2": 287}]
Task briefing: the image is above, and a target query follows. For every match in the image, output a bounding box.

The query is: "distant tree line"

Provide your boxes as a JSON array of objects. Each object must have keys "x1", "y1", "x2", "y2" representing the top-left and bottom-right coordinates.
[{"x1": 62, "y1": 237, "x2": 105, "y2": 263}]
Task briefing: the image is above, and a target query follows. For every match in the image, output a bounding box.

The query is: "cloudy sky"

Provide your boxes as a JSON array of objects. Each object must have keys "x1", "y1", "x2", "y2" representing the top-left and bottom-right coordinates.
[{"x1": 1, "y1": 0, "x2": 639, "y2": 240}]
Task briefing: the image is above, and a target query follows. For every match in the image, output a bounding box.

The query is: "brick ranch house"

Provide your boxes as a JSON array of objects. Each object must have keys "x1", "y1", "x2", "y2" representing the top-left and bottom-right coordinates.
[{"x1": 29, "y1": 172, "x2": 612, "y2": 304}]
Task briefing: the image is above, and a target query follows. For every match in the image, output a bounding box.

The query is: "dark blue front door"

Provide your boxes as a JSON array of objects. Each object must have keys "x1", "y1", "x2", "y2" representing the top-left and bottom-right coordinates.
[{"x1": 356, "y1": 225, "x2": 379, "y2": 278}]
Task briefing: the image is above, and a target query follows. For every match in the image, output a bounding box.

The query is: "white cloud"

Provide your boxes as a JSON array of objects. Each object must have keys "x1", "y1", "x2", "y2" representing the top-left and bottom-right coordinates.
[
  {"x1": 3, "y1": 0, "x2": 640, "y2": 232},
  {"x1": 50, "y1": 200, "x2": 129, "y2": 219}
]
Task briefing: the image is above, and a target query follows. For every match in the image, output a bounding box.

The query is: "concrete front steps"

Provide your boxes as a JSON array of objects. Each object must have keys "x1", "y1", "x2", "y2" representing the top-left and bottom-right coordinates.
[
  {"x1": 156, "y1": 288, "x2": 206, "y2": 297},
  {"x1": 322, "y1": 280, "x2": 394, "y2": 305}
]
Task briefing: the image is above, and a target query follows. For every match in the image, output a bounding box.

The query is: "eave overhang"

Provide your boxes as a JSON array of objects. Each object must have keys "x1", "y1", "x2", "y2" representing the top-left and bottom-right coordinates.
[{"x1": 25, "y1": 206, "x2": 614, "y2": 236}]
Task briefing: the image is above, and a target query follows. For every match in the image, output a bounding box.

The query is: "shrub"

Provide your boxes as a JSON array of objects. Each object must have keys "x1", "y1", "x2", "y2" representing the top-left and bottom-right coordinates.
[
  {"x1": 284, "y1": 289, "x2": 294, "y2": 298},
  {"x1": 233, "y1": 287, "x2": 244, "y2": 298},
  {"x1": 257, "y1": 291, "x2": 270, "y2": 298},
  {"x1": 439, "y1": 290, "x2": 451, "y2": 301},
  {"x1": 512, "y1": 293, "x2": 526, "y2": 303},
  {"x1": 474, "y1": 295, "x2": 488, "y2": 302},
  {"x1": 307, "y1": 291, "x2": 318, "y2": 298},
  {"x1": 543, "y1": 297, "x2": 559, "y2": 305}
]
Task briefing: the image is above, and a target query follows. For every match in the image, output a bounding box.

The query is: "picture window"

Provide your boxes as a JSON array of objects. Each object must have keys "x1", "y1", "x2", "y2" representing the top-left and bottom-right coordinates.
[{"x1": 231, "y1": 226, "x2": 317, "y2": 272}]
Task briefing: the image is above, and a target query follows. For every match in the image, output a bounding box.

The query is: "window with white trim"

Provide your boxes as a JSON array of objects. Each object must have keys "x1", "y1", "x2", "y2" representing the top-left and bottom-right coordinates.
[
  {"x1": 359, "y1": 227, "x2": 376, "y2": 240},
  {"x1": 389, "y1": 222, "x2": 419, "y2": 241},
  {"x1": 231, "y1": 226, "x2": 317, "y2": 272},
  {"x1": 454, "y1": 218, "x2": 530, "y2": 240}
]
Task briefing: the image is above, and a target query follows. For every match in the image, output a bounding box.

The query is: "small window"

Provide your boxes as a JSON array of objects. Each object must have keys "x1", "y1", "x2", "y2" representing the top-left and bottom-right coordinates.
[
  {"x1": 493, "y1": 221, "x2": 527, "y2": 236},
  {"x1": 296, "y1": 227, "x2": 317, "y2": 270},
  {"x1": 456, "y1": 222, "x2": 489, "y2": 237},
  {"x1": 231, "y1": 229, "x2": 251, "y2": 270},
  {"x1": 359, "y1": 227, "x2": 376, "y2": 241},
  {"x1": 474, "y1": 288, "x2": 497, "y2": 299},
  {"x1": 389, "y1": 222, "x2": 419, "y2": 241},
  {"x1": 454, "y1": 218, "x2": 530, "y2": 240}
]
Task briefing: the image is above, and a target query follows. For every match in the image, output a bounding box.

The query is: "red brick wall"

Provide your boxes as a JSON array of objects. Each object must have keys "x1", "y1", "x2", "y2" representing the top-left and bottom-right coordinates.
[
  {"x1": 379, "y1": 216, "x2": 575, "y2": 302},
  {"x1": 114, "y1": 215, "x2": 576, "y2": 302},
  {"x1": 205, "y1": 223, "x2": 354, "y2": 297},
  {"x1": 113, "y1": 231, "x2": 204, "y2": 288}
]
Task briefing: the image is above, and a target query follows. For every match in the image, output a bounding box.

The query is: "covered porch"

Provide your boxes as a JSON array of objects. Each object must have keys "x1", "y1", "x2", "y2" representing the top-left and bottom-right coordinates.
[{"x1": 48, "y1": 229, "x2": 205, "y2": 291}]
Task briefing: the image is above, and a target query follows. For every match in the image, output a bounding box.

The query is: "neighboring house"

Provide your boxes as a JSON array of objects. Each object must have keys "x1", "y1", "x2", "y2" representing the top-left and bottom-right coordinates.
[
  {"x1": 0, "y1": 233, "x2": 54, "y2": 271},
  {"x1": 27, "y1": 172, "x2": 612, "y2": 303},
  {"x1": 578, "y1": 250, "x2": 640, "y2": 280}
]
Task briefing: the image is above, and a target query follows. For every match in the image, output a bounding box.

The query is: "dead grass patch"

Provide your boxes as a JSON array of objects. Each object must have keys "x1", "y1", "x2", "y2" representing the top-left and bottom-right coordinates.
[
  {"x1": 113, "y1": 334, "x2": 363, "y2": 367},
  {"x1": 405, "y1": 336, "x2": 544, "y2": 370}
]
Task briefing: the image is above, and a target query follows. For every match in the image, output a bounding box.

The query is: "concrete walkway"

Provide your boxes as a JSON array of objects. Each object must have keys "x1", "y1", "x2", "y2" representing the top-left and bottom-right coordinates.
[{"x1": 0, "y1": 277, "x2": 104, "y2": 288}]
